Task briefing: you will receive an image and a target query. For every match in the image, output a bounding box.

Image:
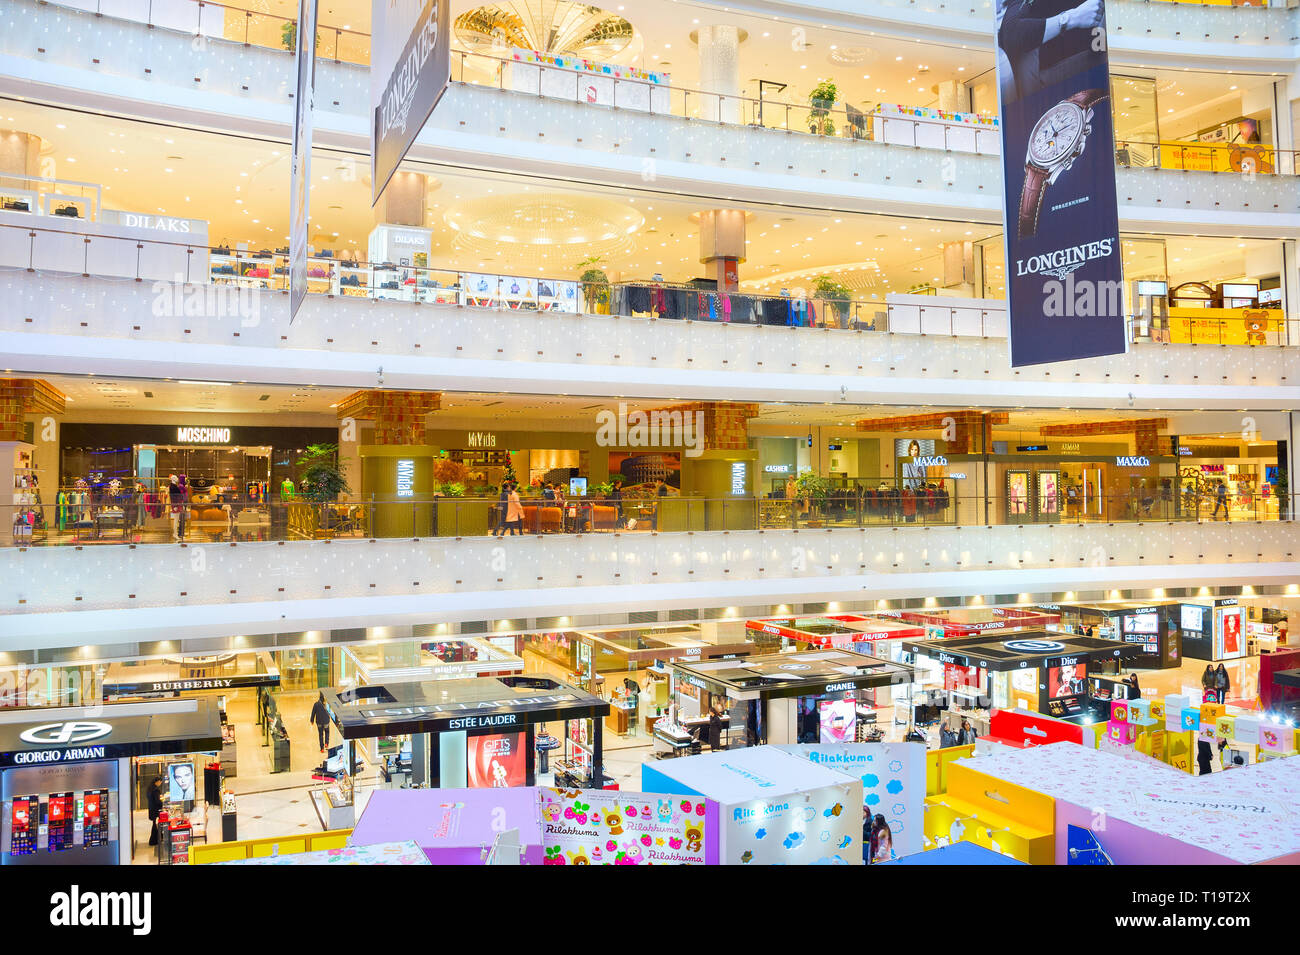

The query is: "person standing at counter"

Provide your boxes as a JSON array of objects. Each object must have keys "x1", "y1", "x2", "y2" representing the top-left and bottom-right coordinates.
[
  {"x1": 606, "y1": 481, "x2": 624, "y2": 527},
  {"x1": 708, "y1": 699, "x2": 725, "y2": 751},
  {"x1": 957, "y1": 718, "x2": 978, "y2": 746},
  {"x1": 651, "y1": 478, "x2": 668, "y2": 531},
  {"x1": 147, "y1": 777, "x2": 164, "y2": 846}
]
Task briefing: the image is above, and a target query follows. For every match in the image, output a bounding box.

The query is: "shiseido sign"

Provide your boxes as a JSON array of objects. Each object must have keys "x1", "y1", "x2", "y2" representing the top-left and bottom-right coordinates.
[{"x1": 371, "y1": 0, "x2": 450, "y2": 203}]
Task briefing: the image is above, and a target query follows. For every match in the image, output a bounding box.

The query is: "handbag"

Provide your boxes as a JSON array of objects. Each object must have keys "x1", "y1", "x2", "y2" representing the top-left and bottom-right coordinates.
[{"x1": 3, "y1": 199, "x2": 29, "y2": 211}]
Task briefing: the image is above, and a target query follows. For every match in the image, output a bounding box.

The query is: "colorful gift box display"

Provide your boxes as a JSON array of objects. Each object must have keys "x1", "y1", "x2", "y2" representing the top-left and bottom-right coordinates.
[
  {"x1": 1107, "y1": 721, "x2": 1137, "y2": 744},
  {"x1": 1216, "y1": 715, "x2": 1236, "y2": 740},
  {"x1": 1110, "y1": 699, "x2": 1131, "y2": 723},
  {"x1": 1259, "y1": 724, "x2": 1295, "y2": 754},
  {"x1": 1128, "y1": 698, "x2": 1151, "y2": 722},
  {"x1": 1149, "y1": 698, "x2": 1166, "y2": 721},
  {"x1": 1233, "y1": 715, "x2": 1261, "y2": 745},
  {"x1": 1179, "y1": 707, "x2": 1201, "y2": 731},
  {"x1": 1200, "y1": 702, "x2": 1226, "y2": 724}
]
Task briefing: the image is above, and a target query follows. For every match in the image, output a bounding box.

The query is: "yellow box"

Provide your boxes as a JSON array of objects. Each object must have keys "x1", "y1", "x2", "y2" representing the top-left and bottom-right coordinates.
[
  {"x1": 1216, "y1": 715, "x2": 1236, "y2": 740},
  {"x1": 1149, "y1": 699, "x2": 1166, "y2": 721},
  {"x1": 1200, "y1": 702, "x2": 1226, "y2": 723}
]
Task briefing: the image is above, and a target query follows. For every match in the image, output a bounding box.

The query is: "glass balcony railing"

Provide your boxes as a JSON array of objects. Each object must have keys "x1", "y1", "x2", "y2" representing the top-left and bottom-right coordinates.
[
  {"x1": 2, "y1": 510, "x2": 1294, "y2": 616},
  {"x1": 3, "y1": 491, "x2": 1293, "y2": 550},
  {"x1": 13, "y1": 0, "x2": 1297, "y2": 181},
  {"x1": 50, "y1": 0, "x2": 372, "y2": 64},
  {"x1": 2, "y1": 223, "x2": 1296, "y2": 348}
]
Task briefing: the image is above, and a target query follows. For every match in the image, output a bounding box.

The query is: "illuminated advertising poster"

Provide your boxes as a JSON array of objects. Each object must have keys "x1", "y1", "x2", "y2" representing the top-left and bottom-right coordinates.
[
  {"x1": 538, "y1": 788, "x2": 712, "y2": 865},
  {"x1": 818, "y1": 700, "x2": 857, "y2": 743},
  {"x1": 371, "y1": 0, "x2": 451, "y2": 202},
  {"x1": 995, "y1": 0, "x2": 1125, "y2": 365},
  {"x1": 1217, "y1": 607, "x2": 1245, "y2": 660},
  {"x1": 466, "y1": 732, "x2": 526, "y2": 788},
  {"x1": 1047, "y1": 662, "x2": 1086, "y2": 698},
  {"x1": 778, "y1": 743, "x2": 925, "y2": 863}
]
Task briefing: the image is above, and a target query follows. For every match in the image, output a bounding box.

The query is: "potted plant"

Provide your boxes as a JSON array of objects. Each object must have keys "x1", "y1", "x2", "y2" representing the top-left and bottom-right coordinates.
[
  {"x1": 793, "y1": 471, "x2": 831, "y2": 525},
  {"x1": 575, "y1": 255, "x2": 611, "y2": 314},
  {"x1": 296, "y1": 443, "x2": 349, "y2": 502},
  {"x1": 282, "y1": 21, "x2": 320, "y2": 52},
  {"x1": 812, "y1": 275, "x2": 853, "y2": 325},
  {"x1": 807, "y1": 80, "x2": 838, "y2": 136}
]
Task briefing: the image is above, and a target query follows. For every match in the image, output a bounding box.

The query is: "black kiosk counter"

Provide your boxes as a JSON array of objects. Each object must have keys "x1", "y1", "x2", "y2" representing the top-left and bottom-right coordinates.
[
  {"x1": 0, "y1": 699, "x2": 221, "y2": 865},
  {"x1": 327, "y1": 675, "x2": 610, "y2": 790},
  {"x1": 899, "y1": 632, "x2": 1142, "y2": 723},
  {"x1": 665, "y1": 648, "x2": 916, "y2": 750}
]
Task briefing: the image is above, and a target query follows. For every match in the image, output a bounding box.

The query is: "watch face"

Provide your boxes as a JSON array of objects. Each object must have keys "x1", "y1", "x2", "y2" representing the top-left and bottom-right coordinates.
[{"x1": 1028, "y1": 102, "x2": 1086, "y2": 166}]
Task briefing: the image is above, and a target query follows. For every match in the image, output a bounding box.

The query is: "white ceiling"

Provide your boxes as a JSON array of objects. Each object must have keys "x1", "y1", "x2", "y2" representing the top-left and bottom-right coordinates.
[
  {"x1": 46, "y1": 376, "x2": 1264, "y2": 443},
  {"x1": 10, "y1": 98, "x2": 1277, "y2": 297}
]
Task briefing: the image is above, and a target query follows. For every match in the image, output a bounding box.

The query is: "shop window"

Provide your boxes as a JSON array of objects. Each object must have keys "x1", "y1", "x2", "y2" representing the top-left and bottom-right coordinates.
[{"x1": 1111, "y1": 75, "x2": 1160, "y2": 168}]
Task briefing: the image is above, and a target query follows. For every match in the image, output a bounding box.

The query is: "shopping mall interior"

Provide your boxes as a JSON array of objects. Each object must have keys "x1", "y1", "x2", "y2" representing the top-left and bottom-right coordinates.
[{"x1": 0, "y1": 0, "x2": 1298, "y2": 882}]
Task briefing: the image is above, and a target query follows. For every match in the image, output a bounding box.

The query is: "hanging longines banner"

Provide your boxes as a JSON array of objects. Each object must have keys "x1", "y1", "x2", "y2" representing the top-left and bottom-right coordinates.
[
  {"x1": 995, "y1": 0, "x2": 1126, "y2": 366},
  {"x1": 288, "y1": 0, "x2": 318, "y2": 322},
  {"x1": 371, "y1": 0, "x2": 450, "y2": 205}
]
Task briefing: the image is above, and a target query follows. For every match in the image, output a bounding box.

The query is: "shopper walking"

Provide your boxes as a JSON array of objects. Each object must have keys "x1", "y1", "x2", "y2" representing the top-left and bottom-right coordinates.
[
  {"x1": 310, "y1": 691, "x2": 331, "y2": 752},
  {"x1": 505, "y1": 484, "x2": 524, "y2": 535},
  {"x1": 1212, "y1": 480, "x2": 1229, "y2": 520},
  {"x1": 147, "y1": 777, "x2": 164, "y2": 846},
  {"x1": 493, "y1": 482, "x2": 510, "y2": 538},
  {"x1": 651, "y1": 477, "x2": 668, "y2": 531},
  {"x1": 1215, "y1": 663, "x2": 1231, "y2": 704},
  {"x1": 1201, "y1": 664, "x2": 1217, "y2": 701}
]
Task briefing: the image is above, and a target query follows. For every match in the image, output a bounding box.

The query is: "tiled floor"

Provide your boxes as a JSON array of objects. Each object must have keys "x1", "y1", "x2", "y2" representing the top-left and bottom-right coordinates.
[{"x1": 132, "y1": 649, "x2": 1274, "y2": 861}]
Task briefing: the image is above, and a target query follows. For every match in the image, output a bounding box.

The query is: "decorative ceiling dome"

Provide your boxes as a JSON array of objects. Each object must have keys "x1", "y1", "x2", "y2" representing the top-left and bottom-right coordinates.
[
  {"x1": 444, "y1": 193, "x2": 644, "y2": 268},
  {"x1": 454, "y1": 1, "x2": 636, "y2": 60}
]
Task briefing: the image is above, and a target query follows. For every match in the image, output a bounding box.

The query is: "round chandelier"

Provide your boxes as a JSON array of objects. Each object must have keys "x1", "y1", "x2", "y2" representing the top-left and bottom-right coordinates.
[{"x1": 454, "y1": 1, "x2": 637, "y2": 60}]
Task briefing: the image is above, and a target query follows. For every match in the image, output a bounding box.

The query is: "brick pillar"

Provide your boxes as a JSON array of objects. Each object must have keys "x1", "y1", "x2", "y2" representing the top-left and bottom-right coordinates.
[
  {"x1": 0, "y1": 379, "x2": 66, "y2": 440},
  {"x1": 644, "y1": 401, "x2": 759, "y2": 451},
  {"x1": 1134, "y1": 422, "x2": 1161, "y2": 456},
  {"x1": 336, "y1": 390, "x2": 441, "y2": 445}
]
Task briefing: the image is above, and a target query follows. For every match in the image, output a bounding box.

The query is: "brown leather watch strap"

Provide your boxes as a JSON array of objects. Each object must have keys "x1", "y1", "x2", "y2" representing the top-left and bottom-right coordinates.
[
  {"x1": 1067, "y1": 88, "x2": 1108, "y2": 111},
  {"x1": 1018, "y1": 164, "x2": 1049, "y2": 239}
]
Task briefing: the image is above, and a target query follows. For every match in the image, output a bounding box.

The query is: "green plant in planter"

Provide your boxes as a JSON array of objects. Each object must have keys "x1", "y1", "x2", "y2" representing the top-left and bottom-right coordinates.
[
  {"x1": 812, "y1": 275, "x2": 853, "y2": 323},
  {"x1": 282, "y1": 21, "x2": 321, "y2": 52},
  {"x1": 575, "y1": 254, "x2": 610, "y2": 313},
  {"x1": 793, "y1": 471, "x2": 831, "y2": 505},
  {"x1": 436, "y1": 481, "x2": 466, "y2": 497},
  {"x1": 807, "y1": 80, "x2": 838, "y2": 136},
  {"x1": 295, "y1": 443, "x2": 350, "y2": 502}
]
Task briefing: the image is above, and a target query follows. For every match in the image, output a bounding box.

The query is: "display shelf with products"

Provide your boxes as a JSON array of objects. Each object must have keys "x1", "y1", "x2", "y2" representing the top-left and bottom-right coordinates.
[{"x1": 310, "y1": 775, "x2": 354, "y2": 831}]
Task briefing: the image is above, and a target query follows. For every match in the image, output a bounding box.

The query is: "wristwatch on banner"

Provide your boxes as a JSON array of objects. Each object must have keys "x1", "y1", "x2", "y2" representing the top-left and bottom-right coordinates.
[{"x1": 1017, "y1": 88, "x2": 1109, "y2": 238}]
